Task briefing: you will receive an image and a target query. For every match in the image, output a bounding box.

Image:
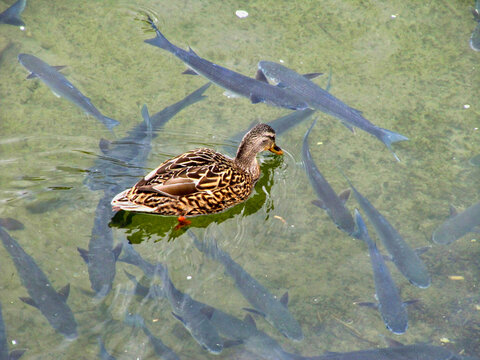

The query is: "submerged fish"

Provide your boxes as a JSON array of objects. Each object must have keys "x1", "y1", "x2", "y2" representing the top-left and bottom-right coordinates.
[
  {"x1": 258, "y1": 61, "x2": 408, "y2": 160},
  {"x1": 126, "y1": 272, "x2": 311, "y2": 360},
  {"x1": 303, "y1": 120, "x2": 354, "y2": 234},
  {"x1": 0, "y1": 223, "x2": 77, "y2": 339},
  {"x1": 124, "y1": 313, "x2": 179, "y2": 360},
  {"x1": 120, "y1": 247, "x2": 223, "y2": 354},
  {"x1": 190, "y1": 231, "x2": 303, "y2": 341},
  {"x1": 432, "y1": 201, "x2": 480, "y2": 245},
  {"x1": 470, "y1": 1, "x2": 480, "y2": 51},
  {"x1": 84, "y1": 82, "x2": 210, "y2": 191},
  {"x1": 0, "y1": 302, "x2": 25, "y2": 360},
  {"x1": 353, "y1": 209, "x2": 408, "y2": 334},
  {"x1": 310, "y1": 342, "x2": 478, "y2": 360},
  {"x1": 158, "y1": 264, "x2": 224, "y2": 354},
  {"x1": 17, "y1": 53, "x2": 119, "y2": 131},
  {"x1": 341, "y1": 173, "x2": 431, "y2": 288},
  {"x1": 98, "y1": 337, "x2": 116, "y2": 360},
  {"x1": 143, "y1": 16, "x2": 309, "y2": 111},
  {"x1": 77, "y1": 191, "x2": 122, "y2": 298},
  {"x1": 0, "y1": 0, "x2": 26, "y2": 27}
]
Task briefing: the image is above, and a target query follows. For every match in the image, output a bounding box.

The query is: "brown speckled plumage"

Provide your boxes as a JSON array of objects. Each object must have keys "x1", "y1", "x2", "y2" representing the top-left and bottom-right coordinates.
[{"x1": 111, "y1": 123, "x2": 282, "y2": 216}]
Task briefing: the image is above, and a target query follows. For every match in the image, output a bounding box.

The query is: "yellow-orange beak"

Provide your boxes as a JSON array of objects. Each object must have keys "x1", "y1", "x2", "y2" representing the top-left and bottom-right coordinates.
[{"x1": 268, "y1": 143, "x2": 283, "y2": 155}]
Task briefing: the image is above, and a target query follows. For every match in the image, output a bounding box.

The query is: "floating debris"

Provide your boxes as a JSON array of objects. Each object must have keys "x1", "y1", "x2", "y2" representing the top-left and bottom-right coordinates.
[{"x1": 235, "y1": 10, "x2": 248, "y2": 18}]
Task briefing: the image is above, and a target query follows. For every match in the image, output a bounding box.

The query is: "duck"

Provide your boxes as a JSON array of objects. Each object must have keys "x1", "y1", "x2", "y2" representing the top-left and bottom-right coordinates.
[{"x1": 110, "y1": 123, "x2": 283, "y2": 226}]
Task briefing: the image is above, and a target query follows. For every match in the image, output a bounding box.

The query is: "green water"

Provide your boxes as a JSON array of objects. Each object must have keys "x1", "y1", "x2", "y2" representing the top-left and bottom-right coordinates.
[{"x1": 0, "y1": 0, "x2": 479, "y2": 358}]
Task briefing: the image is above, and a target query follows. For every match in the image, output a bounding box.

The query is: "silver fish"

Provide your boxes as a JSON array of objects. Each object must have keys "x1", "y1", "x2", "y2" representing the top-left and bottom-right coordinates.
[
  {"x1": 303, "y1": 120, "x2": 354, "y2": 234},
  {"x1": 432, "y1": 201, "x2": 480, "y2": 245},
  {"x1": 258, "y1": 61, "x2": 408, "y2": 161},
  {"x1": 341, "y1": 172, "x2": 431, "y2": 288},
  {"x1": 143, "y1": 16, "x2": 309, "y2": 111},
  {"x1": 17, "y1": 53, "x2": 119, "y2": 131},
  {"x1": 190, "y1": 231, "x2": 303, "y2": 341},
  {"x1": 353, "y1": 209, "x2": 408, "y2": 334},
  {"x1": 0, "y1": 223, "x2": 77, "y2": 339}
]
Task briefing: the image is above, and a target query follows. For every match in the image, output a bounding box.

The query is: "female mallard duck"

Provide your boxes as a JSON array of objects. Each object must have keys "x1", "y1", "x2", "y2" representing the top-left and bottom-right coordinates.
[{"x1": 111, "y1": 123, "x2": 282, "y2": 225}]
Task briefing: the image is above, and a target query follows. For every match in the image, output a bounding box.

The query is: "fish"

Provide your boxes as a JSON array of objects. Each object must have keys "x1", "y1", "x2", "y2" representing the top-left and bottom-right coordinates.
[
  {"x1": 98, "y1": 337, "x2": 116, "y2": 360},
  {"x1": 84, "y1": 82, "x2": 210, "y2": 191},
  {"x1": 302, "y1": 120, "x2": 354, "y2": 234},
  {"x1": 257, "y1": 61, "x2": 408, "y2": 161},
  {"x1": 120, "y1": 246, "x2": 223, "y2": 354},
  {"x1": 0, "y1": 222, "x2": 77, "y2": 339},
  {"x1": 432, "y1": 201, "x2": 480, "y2": 245},
  {"x1": 469, "y1": 153, "x2": 480, "y2": 166},
  {"x1": 126, "y1": 273, "x2": 312, "y2": 360},
  {"x1": 470, "y1": 1, "x2": 480, "y2": 51},
  {"x1": 341, "y1": 172, "x2": 431, "y2": 288},
  {"x1": 77, "y1": 191, "x2": 122, "y2": 298},
  {"x1": 143, "y1": 16, "x2": 309, "y2": 111},
  {"x1": 309, "y1": 341, "x2": 479, "y2": 360},
  {"x1": 17, "y1": 53, "x2": 119, "y2": 131},
  {"x1": 189, "y1": 230, "x2": 303, "y2": 341},
  {"x1": 0, "y1": 302, "x2": 25, "y2": 360},
  {"x1": 124, "y1": 313, "x2": 179, "y2": 360},
  {"x1": 353, "y1": 209, "x2": 408, "y2": 334},
  {"x1": 158, "y1": 264, "x2": 224, "y2": 354},
  {"x1": 0, "y1": 0, "x2": 26, "y2": 27}
]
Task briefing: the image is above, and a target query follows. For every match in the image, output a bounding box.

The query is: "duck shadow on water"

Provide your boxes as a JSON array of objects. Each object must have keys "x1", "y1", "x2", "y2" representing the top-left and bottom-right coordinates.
[{"x1": 109, "y1": 155, "x2": 283, "y2": 242}]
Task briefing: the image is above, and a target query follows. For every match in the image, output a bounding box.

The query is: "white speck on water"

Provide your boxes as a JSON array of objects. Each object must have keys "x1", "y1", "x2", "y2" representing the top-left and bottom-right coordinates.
[
  {"x1": 391, "y1": 14, "x2": 398, "y2": 19},
  {"x1": 314, "y1": 298, "x2": 318, "y2": 302},
  {"x1": 279, "y1": 59, "x2": 284, "y2": 63},
  {"x1": 20, "y1": 26, "x2": 25, "y2": 31},
  {"x1": 464, "y1": 104, "x2": 471, "y2": 109},
  {"x1": 11, "y1": 340, "x2": 16, "y2": 345},
  {"x1": 235, "y1": 10, "x2": 248, "y2": 18},
  {"x1": 186, "y1": 275, "x2": 192, "y2": 280},
  {"x1": 474, "y1": 128, "x2": 478, "y2": 130}
]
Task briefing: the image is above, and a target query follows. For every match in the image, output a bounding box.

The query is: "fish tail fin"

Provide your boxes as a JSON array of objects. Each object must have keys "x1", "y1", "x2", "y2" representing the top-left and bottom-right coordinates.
[
  {"x1": 143, "y1": 16, "x2": 174, "y2": 51},
  {"x1": 102, "y1": 116, "x2": 120, "y2": 131},
  {"x1": 1, "y1": 0, "x2": 26, "y2": 27},
  {"x1": 377, "y1": 127, "x2": 409, "y2": 161}
]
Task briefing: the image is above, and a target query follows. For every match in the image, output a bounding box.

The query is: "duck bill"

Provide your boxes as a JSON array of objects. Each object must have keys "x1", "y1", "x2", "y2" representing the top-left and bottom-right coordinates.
[{"x1": 268, "y1": 144, "x2": 283, "y2": 155}]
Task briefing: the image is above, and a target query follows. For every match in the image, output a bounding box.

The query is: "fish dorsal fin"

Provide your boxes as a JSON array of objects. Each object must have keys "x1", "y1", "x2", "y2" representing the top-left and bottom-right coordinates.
[
  {"x1": 141, "y1": 104, "x2": 150, "y2": 124},
  {"x1": 77, "y1": 247, "x2": 89, "y2": 263},
  {"x1": 9, "y1": 349, "x2": 26, "y2": 360},
  {"x1": 200, "y1": 305, "x2": 215, "y2": 320},
  {"x1": 280, "y1": 291, "x2": 289, "y2": 307},
  {"x1": 188, "y1": 47, "x2": 199, "y2": 56},
  {"x1": 52, "y1": 65, "x2": 66, "y2": 72},
  {"x1": 112, "y1": 243, "x2": 123, "y2": 261},
  {"x1": 303, "y1": 72, "x2": 323, "y2": 80},
  {"x1": 311, "y1": 199, "x2": 326, "y2": 210},
  {"x1": 243, "y1": 307, "x2": 266, "y2": 317},
  {"x1": 182, "y1": 68, "x2": 198, "y2": 75},
  {"x1": 26, "y1": 73, "x2": 38, "y2": 79},
  {"x1": 250, "y1": 94, "x2": 263, "y2": 104},
  {"x1": 355, "y1": 301, "x2": 378, "y2": 309},
  {"x1": 19, "y1": 296, "x2": 38, "y2": 308},
  {"x1": 338, "y1": 189, "x2": 351, "y2": 204},
  {"x1": 449, "y1": 205, "x2": 458, "y2": 217},
  {"x1": 98, "y1": 138, "x2": 111, "y2": 155},
  {"x1": 255, "y1": 69, "x2": 269, "y2": 83},
  {"x1": 171, "y1": 312, "x2": 186, "y2": 325},
  {"x1": 57, "y1": 283, "x2": 71, "y2": 302},
  {"x1": 243, "y1": 314, "x2": 257, "y2": 329}
]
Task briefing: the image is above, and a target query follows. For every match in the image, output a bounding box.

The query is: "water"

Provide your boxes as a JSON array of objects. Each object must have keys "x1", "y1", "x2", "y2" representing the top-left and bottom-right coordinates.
[{"x1": 0, "y1": 0, "x2": 479, "y2": 358}]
